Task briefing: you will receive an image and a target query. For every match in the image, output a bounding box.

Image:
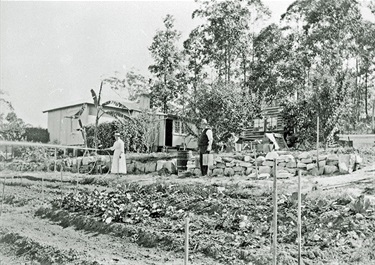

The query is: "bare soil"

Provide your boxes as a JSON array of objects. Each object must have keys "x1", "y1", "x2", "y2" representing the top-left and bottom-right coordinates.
[{"x1": 1, "y1": 163, "x2": 374, "y2": 265}]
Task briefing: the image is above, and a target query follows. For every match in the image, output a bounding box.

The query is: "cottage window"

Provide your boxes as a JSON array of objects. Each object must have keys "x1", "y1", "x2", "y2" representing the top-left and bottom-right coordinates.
[
  {"x1": 254, "y1": 118, "x2": 264, "y2": 131},
  {"x1": 267, "y1": 117, "x2": 278, "y2": 130},
  {"x1": 174, "y1": 120, "x2": 181, "y2": 134}
]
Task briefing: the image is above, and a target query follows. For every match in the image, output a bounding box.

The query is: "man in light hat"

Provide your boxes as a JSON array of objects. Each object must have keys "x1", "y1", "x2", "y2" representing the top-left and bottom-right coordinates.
[
  {"x1": 198, "y1": 119, "x2": 213, "y2": 176},
  {"x1": 109, "y1": 132, "x2": 127, "y2": 175}
]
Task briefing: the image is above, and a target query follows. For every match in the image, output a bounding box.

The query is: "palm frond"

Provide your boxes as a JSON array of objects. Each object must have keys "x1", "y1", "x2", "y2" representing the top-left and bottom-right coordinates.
[
  {"x1": 102, "y1": 100, "x2": 130, "y2": 110},
  {"x1": 104, "y1": 110, "x2": 134, "y2": 121},
  {"x1": 91, "y1": 89, "x2": 98, "y2": 106}
]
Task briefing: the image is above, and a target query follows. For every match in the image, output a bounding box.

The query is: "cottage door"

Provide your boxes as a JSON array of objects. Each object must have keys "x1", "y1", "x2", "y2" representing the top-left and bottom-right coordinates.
[{"x1": 165, "y1": 119, "x2": 173, "y2": 147}]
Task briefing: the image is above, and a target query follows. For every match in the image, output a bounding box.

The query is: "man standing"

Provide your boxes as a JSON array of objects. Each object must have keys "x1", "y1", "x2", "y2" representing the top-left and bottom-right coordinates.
[
  {"x1": 109, "y1": 132, "x2": 127, "y2": 175},
  {"x1": 198, "y1": 119, "x2": 213, "y2": 176}
]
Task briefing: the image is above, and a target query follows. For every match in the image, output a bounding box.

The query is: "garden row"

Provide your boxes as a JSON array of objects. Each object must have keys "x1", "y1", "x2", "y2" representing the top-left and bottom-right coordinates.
[{"x1": 50, "y1": 182, "x2": 375, "y2": 265}]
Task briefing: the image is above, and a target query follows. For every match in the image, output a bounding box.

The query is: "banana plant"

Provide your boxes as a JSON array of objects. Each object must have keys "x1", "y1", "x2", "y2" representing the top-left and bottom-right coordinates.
[{"x1": 90, "y1": 78, "x2": 133, "y2": 150}]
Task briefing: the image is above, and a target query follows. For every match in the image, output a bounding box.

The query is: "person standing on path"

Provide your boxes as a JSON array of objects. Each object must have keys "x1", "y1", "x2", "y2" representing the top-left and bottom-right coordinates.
[
  {"x1": 198, "y1": 119, "x2": 213, "y2": 176},
  {"x1": 109, "y1": 132, "x2": 127, "y2": 175}
]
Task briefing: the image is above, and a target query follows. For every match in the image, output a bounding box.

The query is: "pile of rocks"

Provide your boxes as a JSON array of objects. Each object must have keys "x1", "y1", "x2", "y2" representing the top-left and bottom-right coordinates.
[{"x1": 186, "y1": 151, "x2": 363, "y2": 178}]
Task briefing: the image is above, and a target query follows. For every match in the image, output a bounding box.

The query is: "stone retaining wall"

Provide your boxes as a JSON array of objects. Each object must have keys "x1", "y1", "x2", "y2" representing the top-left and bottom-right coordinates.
[
  {"x1": 185, "y1": 151, "x2": 363, "y2": 178},
  {"x1": 2, "y1": 150, "x2": 364, "y2": 178}
]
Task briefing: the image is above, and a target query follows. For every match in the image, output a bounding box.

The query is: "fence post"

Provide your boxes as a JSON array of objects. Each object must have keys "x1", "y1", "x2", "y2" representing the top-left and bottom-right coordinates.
[
  {"x1": 0, "y1": 177, "x2": 5, "y2": 216},
  {"x1": 54, "y1": 148, "x2": 57, "y2": 172},
  {"x1": 60, "y1": 165, "x2": 64, "y2": 206},
  {"x1": 42, "y1": 174, "x2": 44, "y2": 203},
  {"x1": 184, "y1": 215, "x2": 190, "y2": 265},
  {"x1": 298, "y1": 170, "x2": 302, "y2": 264},
  {"x1": 316, "y1": 116, "x2": 319, "y2": 169},
  {"x1": 272, "y1": 158, "x2": 278, "y2": 265},
  {"x1": 254, "y1": 149, "x2": 258, "y2": 179}
]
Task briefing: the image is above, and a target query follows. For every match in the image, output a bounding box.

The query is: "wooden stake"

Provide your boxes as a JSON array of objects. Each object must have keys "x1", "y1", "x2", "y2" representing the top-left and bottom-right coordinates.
[
  {"x1": 0, "y1": 177, "x2": 5, "y2": 216},
  {"x1": 254, "y1": 148, "x2": 258, "y2": 179},
  {"x1": 184, "y1": 216, "x2": 190, "y2": 265},
  {"x1": 298, "y1": 170, "x2": 302, "y2": 264},
  {"x1": 372, "y1": 99, "x2": 375, "y2": 133},
  {"x1": 60, "y1": 166, "x2": 63, "y2": 205},
  {"x1": 272, "y1": 158, "x2": 278, "y2": 265},
  {"x1": 54, "y1": 148, "x2": 57, "y2": 172},
  {"x1": 42, "y1": 174, "x2": 44, "y2": 203},
  {"x1": 316, "y1": 116, "x2": 319, "y2": 169}
]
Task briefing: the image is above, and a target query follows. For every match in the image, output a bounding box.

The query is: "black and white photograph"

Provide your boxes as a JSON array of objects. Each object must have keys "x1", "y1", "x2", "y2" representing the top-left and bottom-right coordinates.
[{"x1": 1, "y1": 0, "x2": 375, "y2": 264}]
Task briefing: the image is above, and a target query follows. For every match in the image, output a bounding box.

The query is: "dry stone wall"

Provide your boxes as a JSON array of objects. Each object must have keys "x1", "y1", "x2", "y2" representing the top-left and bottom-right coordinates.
[
  {"x1": 2, "y1": 150, "x2": 363, "y2": 178},
  {"x1": 185, "y1": 151, "x2": 363, "y2": 178}
]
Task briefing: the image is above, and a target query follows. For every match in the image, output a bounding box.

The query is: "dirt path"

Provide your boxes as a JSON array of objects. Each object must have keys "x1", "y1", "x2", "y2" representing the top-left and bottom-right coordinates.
[{"x1": 0, "y1": 176, "x2": 219, "y2": 265}]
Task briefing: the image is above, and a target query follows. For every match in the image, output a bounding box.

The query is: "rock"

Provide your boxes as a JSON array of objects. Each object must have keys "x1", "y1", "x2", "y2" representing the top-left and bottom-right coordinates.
[
  {"x1": 258, "y1": 173, "x2": 270, "y2": 179},
  {"x1": 259, "y1": 166, "x2": 271, "y2": 174},
  {"x1": 226, "y1": 162, "x2": 235, "y2": 167},
  {"x1": 318, "y1": 166, "x2": 325, "y2": 175},
  {"x1": 286, "y1": 161, "x2": 297, "y2": 168},
  {"x1": 215, "y1": 156, "x2": 223, "y2": 163},
  {"x1": 164, "y1": 161, "x2": 177, "y2": 174},
  {"x1": 277, "y1": 172, "x2": 293, "y2": 179},
  {"x1": 317, "y1": 155, "x2": 327, "y2": 161},
  {"x1": 245, "y1": 167, "x2": 252, "y2": 175},
  {"x1": 277, "y1": 169, "x2": 289, "y2": 174},
  {"x1": 247, "y1": 173, "x2": 257, "y2": 179},
  {"x1": 339, "y1": 162, "x2": 349, "y2": 174},
  {"x1": 318, "y1": 160, "x2": 326, "y2": 168},
  {"x1": 278, "y1": 162, "x2": 286, "y2": 168},
  {"x1": 262, "y1": 161, "x2": 275, "y2": 167},
  {"x1": 298, "y1": 152, "x2": 311, "y2": 160},
  {"x1": 355, "y1": 155, "x2": 363, "y2": 164},
  {"x1": 301, "y1": 158, "x2": 313, "y2": 164},
  {"x1": 309, "y1": 167, "x2": 319, "y2": 176},
  {"x1": 222, "y1": 157, "x2": 234, "y2": 162},
  {"x1": 144, "y1": 162, "x2": 157, "y2": 173},
  {"x1": 212, "y1": 168, "x2": 224, "y2": 177},
  {"x1": 306, "y1": 163, "x2": 316, "y2": 171},
  {"x1": 135, "y1": 162, "x2": 145, "y2": 173},
  {"x1": 327, "y1": 154, "x2": 339, "y2": 161},
  {"x1": 239, "y1": 162, "x2": 253, "y2": 167},
  {"x1": 256, "y1": 156, "x2": 265, "y2": 163},
  {"x1": 243, "y1": 156, "x2": 251, "y2": 162},
  {"x1": 297, "y1": 162, "x2": 307, "y2": 169},
  {"x1": 327, "y1": 160, "x2": 339, "y2": 166},
  {"x1": 215, "y1": 162, "x2": 226, "y2": 168},
  {"x1": 233, "y1": 166, "x2": 245, "y2": 172},
  {"x1": 157, "y1": 160, "x2": 167, "y2": 171},
  {"x1": 324, "y1": 165, "x2": 338, "y2": 175},
  {"x1": 339, "y1": 154, "x2": 354, "y2": 173},
  {"x1": 265, "y1": 151, "x2": 279, "y2": 160},
  {"x1": 279, "y1": 154, "x2": 295, "y2": 163},
  {"x1": 224, "y1": 167, "x2": 235, "y2": 177},
  {"x1": 285, "y1": 168, "x2": 297, "y2": 176}
]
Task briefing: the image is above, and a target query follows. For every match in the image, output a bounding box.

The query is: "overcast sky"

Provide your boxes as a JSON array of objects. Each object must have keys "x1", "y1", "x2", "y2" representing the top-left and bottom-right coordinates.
[{"x1": 1, "y1": 0, "x2": 373, "y2": 128}]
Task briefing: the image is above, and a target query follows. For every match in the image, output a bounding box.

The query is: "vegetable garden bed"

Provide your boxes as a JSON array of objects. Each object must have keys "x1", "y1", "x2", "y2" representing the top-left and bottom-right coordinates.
[{"x1": 37, "y1": 182, "x2": 375, "y2": 265}]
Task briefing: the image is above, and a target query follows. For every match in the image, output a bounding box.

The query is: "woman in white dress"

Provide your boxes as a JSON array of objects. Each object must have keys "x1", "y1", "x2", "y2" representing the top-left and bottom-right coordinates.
[{"x1": 109, "y1": 132, "x2": 127, "y2": 175}]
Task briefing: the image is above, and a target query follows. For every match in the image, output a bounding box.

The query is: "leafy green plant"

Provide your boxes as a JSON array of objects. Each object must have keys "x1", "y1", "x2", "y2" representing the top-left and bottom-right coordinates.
[{"x1": 349, "y1": 195, "x2": 371, "y2": 214}]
